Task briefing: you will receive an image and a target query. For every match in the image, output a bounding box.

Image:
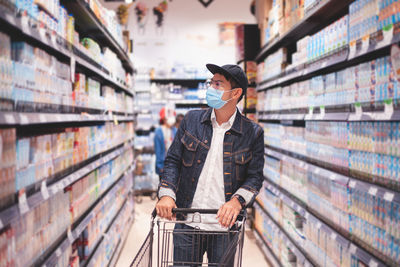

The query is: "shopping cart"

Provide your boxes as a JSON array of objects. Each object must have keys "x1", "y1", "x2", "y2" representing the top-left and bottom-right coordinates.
[{"x1": 130, "y1": 208, "x2": 246, "y2": 267}]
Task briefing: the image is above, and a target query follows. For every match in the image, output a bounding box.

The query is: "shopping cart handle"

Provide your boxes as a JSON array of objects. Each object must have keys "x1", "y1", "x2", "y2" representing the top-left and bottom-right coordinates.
[
  {"x1": 152, "y1": 208, "x2": 218, "y2": 218},
  {"x1": 152, "y1": 208, "x2": 246, "y2": 218}
]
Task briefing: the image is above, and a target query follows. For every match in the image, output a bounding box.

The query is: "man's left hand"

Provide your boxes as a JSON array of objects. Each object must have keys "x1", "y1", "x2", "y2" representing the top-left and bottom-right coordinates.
[{"x1": 216, "y1": 198, "x2": 242, "y2": 228}]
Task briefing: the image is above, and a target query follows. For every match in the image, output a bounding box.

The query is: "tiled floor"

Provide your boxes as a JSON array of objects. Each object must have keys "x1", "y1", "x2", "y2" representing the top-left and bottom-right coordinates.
[{"x1": 116, "y1": 197, "x2": 270, "y2": 267}]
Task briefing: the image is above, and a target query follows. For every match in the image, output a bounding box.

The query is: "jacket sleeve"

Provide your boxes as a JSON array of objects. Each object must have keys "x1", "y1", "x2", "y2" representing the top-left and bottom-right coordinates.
[
  {"x1": 233, "y1": 127, "x2": 264, "y2": 206},
  {"x1": 158, "y1": 114, "x2": 186, "y2": 198},
  {"x1": 154, "y1": 128, "x2": 165, "y2": 175}
]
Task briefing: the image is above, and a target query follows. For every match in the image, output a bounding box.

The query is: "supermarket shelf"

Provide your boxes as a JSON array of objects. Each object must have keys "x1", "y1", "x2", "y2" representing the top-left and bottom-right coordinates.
[
  {"x1": 265, "y1": 146, "x2": 400, "y2": 203},
  {"x1": 0, "y1": 5, "x2": 132, "y2": 95},
  {"x1": 252, "y1": 227, "x2": 283, "y2": 267},
  {"x1": 83, "y1": 194, "x2": 131, "y2": 267},
  {"x1": 0, "y1": 111, "x2": 134, "y2": 126},
  {"x1": 60, "y1": 0, "x2": 133, "y2": 73},
  {"x1": 151, "y1": 78, "x2": 206, "y2": 88},
  {"x1": 259, "y1": 105, "x2": 400, "y2": 122},
  {"x1": 41, "y1": 170, "x2": 134, "y2": 267},
  {"x1": 257, "y1": 22, "x2": 400, "y2": 92},
  {"x1": 257, "y1": 179, "x2": 388, "y2": 267},
  {"x1": 254, "y1": 201, "x2": 315, "y2": 267},
  {"x1": 255, "y1": 0, "x2": 352, "y2": 62},
  {"x1": 0, "y1": 140, "x2": 134, "y2": 232},
  {"x1": 258, "y1": 112, "x2": 306, "y2": 121},
  {"x1": 108, "y1": 214, "x2": 134, "y2": 267},
  {"x1": 265, "y1": 143, "x2": 400, "y2": 193}
]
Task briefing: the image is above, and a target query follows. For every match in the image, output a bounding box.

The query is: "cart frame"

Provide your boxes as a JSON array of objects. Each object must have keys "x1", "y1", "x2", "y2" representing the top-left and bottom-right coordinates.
[{"x1": 130, "y1": 208, "x2": 246, "y2": 267}]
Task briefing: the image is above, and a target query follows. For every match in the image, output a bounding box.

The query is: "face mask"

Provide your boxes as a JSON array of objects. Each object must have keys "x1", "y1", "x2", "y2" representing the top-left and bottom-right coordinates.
[
  {"x1": 167, "y1": 116, "x2": 176, "y2": 126},
  {"x1": 206, "y1": 87, "x2": 235, "y2": 109}
]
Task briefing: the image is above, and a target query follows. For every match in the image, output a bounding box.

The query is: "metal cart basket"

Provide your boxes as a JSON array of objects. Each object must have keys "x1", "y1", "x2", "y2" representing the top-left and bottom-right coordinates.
[{"x1": 130, "y1": 208, "x2": 246, "y2": 267}]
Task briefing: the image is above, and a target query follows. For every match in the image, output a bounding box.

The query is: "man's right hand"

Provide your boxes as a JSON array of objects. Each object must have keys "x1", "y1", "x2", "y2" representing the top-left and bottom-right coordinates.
[{"x1": 155, "y1": 196, "x2": 177, "y2": 220}]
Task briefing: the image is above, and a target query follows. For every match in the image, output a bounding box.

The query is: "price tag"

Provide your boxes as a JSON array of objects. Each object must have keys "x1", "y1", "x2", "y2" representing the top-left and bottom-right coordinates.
[
  {"x1": 70, "y1": 57, "x2": 76, "y2": 83},
  {"x1": 315, "y1": 168, "x2": 320, "y2": 175},
  {"x1": 382, "y1": 24, "x2": 394, "y2": 46},
  {"x1": 51, "y1": 185, "x2": 58, "y2": 195},
  {"x1": 330, "y1": 232, "x2": 337, "y2": 240},
  {"x1": 391, "y1": 44, "x2": 400, "y2": 80},
  {"x1": 67, "y1": 228, "x2": 74, "y2": 243},
  {"x1": 113, "y1": 115, "x2": 119, "y2": 126},
  {"x1": 360, "y1": 35, "x2": 370, "y2": 55},
  {"x1": 349, "y1": 180, "x2": 356, "y2": 188},
  {"x1": 348, "y1": 40, "x2": 357, "y2": 59},
  {"x1": 384, "y1": 99, "x2": 394, "y2": 119},
  {"x1": 305, "y1": 213, "x2": 310, "y2": 220},
  {"x1": 369, "y1": 259, "x2": 378, "y2": 267},
  {"x1": 317, "y1": 222, "x2": 322, "y2": 229},
  {"x1": 320, "y1": 106, "x2": 325, "y2": 119},
  {"x1": 21, "y1": 16, "x2": 30, "y2": 34},
  {"x1": 355, "y1": 103, "x2": 362, "y2": 120},
  {"x1": 368, "y1": 187, "x2": 378, "y2": 196},
  {"x1": 18, "y1": 190, "x2": 29, "y2": 215},
  {"x1": 39, "y1": 114, "x2": 46, "y2": 123},
  {"x1": 55, "y1": 248, "x2": 62, "y2": 257},
  {"x1": 20, "y1": 114, "x2": 28, "y2": 124},
  {"x1": 306, "y1": 107, "x2": 314, "y2": 120},
  {"x1": 5, "y1": 114, "x2": 15, "y2": 124},
  {"x1": 384, "y1": 192, "x2": 394, "y2": 202},
  {"x1": 41, "y1": 180, "x2": 49, "y2": 200},
  {"x1": 350, "y1": 244, "x2": 357, "y2": 254},
  {"x1": 330, "y1": 173, "x2": 337, "y2": 180}
]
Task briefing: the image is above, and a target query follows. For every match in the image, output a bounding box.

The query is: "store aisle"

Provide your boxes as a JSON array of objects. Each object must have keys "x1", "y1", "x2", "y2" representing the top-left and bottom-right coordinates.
[{"x1": 116, "y1": 197, "x2": 270, "y2": 267}]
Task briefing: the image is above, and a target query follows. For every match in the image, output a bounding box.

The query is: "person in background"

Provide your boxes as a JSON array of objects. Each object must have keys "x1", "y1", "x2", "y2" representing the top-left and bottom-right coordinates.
[
  {"x1": 154, "y1": 107, "x2": 177, "y2": 180},
  {"x1": 173, "y1": 113, "x2": 184, "y2": 132},
  {"x1": 155, "y1": 63, "x2": 264, "y2": 266}
]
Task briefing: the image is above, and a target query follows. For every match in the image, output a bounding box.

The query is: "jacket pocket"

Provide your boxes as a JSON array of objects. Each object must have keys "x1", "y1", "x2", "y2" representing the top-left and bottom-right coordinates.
[
  {"x1": 235, "y1": 150, "x2": 252, "y2": 181},
  {"x1": 181, "y1": 131, "x2": 200, "y2": 167}
]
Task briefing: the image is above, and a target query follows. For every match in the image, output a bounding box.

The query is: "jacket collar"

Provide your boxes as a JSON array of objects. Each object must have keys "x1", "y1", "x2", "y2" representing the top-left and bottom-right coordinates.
[{"x1": 201, "y1": 107, "x2": 243, "y2": 135}]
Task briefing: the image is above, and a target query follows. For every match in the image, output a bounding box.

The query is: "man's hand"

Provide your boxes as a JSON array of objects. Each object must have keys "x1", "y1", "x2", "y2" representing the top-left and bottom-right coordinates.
[
  {"x1": 216, "y1": 198, "x2": 242, "y2": 228},
  {"x1": 155, "y1": 196, "x2": 177, "y2": 220}
]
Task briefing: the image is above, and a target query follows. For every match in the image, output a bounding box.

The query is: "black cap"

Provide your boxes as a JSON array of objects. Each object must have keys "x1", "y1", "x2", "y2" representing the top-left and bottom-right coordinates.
[{"x1": 206, "y1": 63, "x2": 248, "y2": 92}]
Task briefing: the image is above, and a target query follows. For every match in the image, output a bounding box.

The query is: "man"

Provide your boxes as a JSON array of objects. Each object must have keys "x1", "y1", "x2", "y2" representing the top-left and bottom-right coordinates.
[{"x1": 155, "y1": 64, "x2": 264, "y2": 266}]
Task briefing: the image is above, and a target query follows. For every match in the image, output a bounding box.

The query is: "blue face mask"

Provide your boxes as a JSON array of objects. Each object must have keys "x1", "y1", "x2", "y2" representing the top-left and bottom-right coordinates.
[{"x1": 206, "y1": 87, "x2": 235, "y2": 109}]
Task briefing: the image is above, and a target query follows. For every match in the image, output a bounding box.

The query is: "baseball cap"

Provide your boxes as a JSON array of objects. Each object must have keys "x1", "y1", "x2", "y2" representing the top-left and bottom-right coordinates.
[{"x1": 206, "y1": 63, "x2": 248, "y2": 92}]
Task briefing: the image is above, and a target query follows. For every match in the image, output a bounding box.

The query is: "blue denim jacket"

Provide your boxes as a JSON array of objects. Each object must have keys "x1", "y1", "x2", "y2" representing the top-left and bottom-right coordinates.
[{"x1": 159, "y1": 108, "x2": 264, "y2": 208}]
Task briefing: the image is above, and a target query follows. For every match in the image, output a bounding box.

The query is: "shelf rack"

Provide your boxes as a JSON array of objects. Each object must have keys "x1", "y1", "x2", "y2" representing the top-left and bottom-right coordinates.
[
  {"x1": 60, "y1": 0, "x2": 134, "y2": 74},
  {"x1": 0, "y1": 4, "x2": 133, "y2": 95},
  {"x1": 254, "y1": 0, "x2": 400, "y2": 265}
]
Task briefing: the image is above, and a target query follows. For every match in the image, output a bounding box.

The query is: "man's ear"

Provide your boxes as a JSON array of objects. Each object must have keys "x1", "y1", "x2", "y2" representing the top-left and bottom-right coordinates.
[{"x1": 233, "y1": 88, "x2": 242, "y2": 99}]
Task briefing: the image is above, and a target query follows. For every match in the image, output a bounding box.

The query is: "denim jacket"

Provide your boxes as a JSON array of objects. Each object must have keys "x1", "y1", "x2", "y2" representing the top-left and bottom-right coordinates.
[{"x1": 158, "y1": 107, "x2": 264, "y2": 209}]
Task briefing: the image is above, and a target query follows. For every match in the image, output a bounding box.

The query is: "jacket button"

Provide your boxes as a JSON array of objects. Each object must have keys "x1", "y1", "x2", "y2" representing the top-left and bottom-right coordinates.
[{"x1": 197, "y1": 159, "x2": 201, "y2": 164}]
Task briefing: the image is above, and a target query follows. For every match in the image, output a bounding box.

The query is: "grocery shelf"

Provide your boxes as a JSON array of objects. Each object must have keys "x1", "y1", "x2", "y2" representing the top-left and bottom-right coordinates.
[
  {"x1": 40, "y1": 171, "x2": 134, "y2": 267},
  {"x1": 107, "y1": 214, "x2": 134, "y2": 267},
  {"x1": 0, "y1": 140, "x2": 134, "y2": 232},
  {"x1": 252, "y1": 227, "x2": 283, "y2": 267},
  {"x1": 254, "y1": 201, "x2": 315, "y2": 267},
  {"x1": 261, "y1": 174, "x2": 388, "y2": 267},
  {"x1": 150, "y1": 78, "x2": 206, "y2": 88},
  {"x1": 0, "y1": 111, "x2": 134, "y2": 126},
  {"x1": 259, "y1": 104, "x2": 400, "y2": 122},
  {"x1": 265, "y1": 143, "x2": 400, "y2": 193},
  {"x1": 60, "y1": 0, "x2": 133, "y2": 73},
  {"x1": 255, "y1": 0, "x2": 352, "y2": 62},
  {"x1": 0, "y1": 5, "x2": 133, "y2": 95},
  {"x1": 82, "y1": 196, "x2": 131, "y2": 267},
  {"x1": 257, "y1": 22, "x2": 400, "y2": 93}
]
